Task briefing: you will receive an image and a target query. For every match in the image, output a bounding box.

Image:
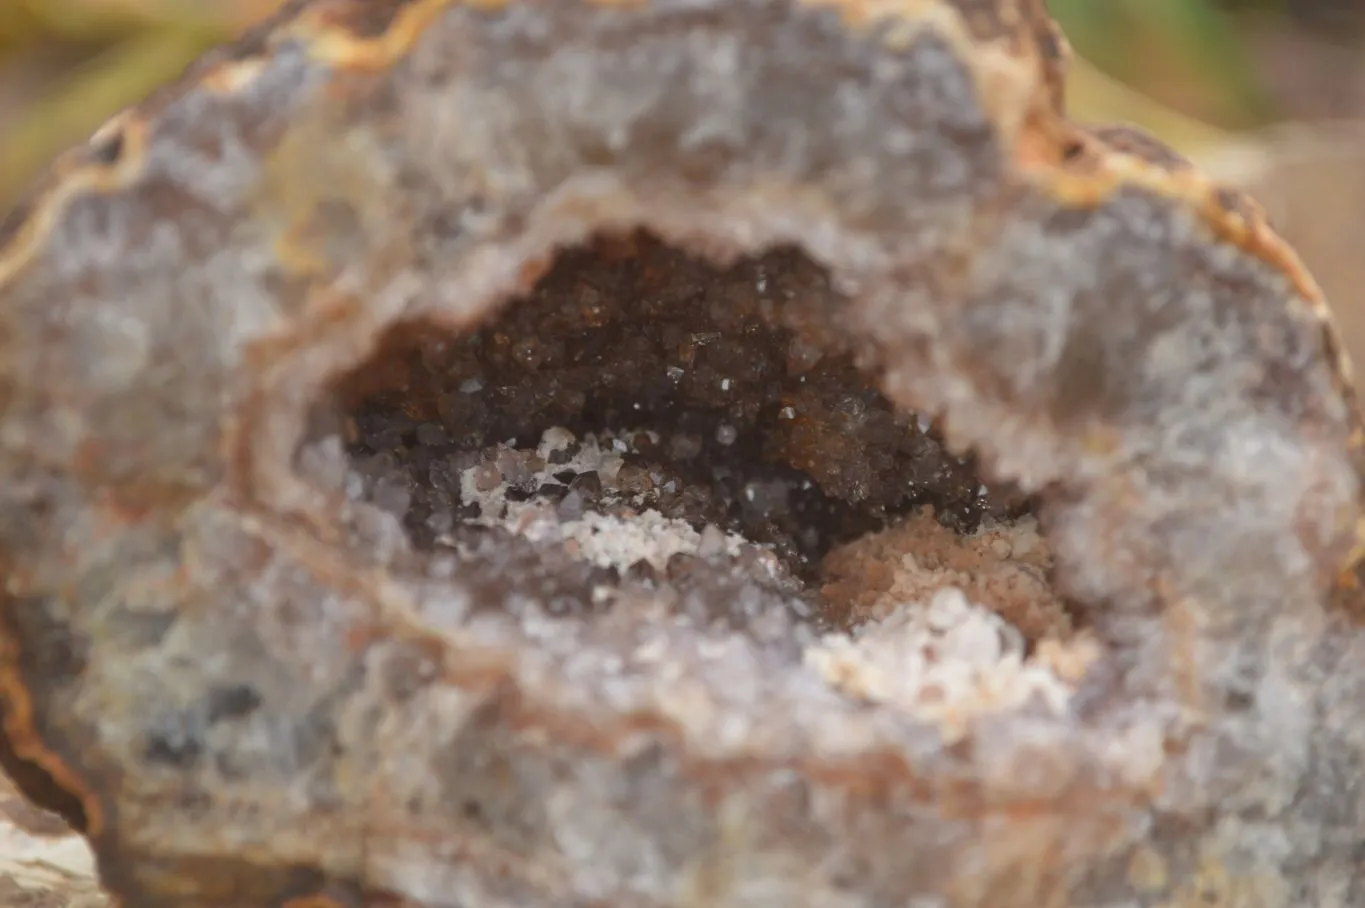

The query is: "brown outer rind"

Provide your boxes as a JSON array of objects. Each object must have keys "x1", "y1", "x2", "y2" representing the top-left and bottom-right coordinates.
[{"x1": 1, "y1": 0, "x2": 1364, "y2": 906}]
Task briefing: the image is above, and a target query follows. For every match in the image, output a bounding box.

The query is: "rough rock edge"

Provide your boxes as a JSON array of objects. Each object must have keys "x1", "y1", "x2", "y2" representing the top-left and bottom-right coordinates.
[{"x1": 1, "y1": 0, "x2": 1364, "y2": 906}]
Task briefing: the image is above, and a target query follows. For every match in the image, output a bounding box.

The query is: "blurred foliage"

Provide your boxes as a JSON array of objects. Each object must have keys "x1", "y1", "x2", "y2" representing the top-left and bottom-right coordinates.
[
  {"x1": 1051, "y1": 0, "x2": 1271, "y2": 128},
  {"x1": 0, "y1": 0, "x2": 284, "y2": 206},
  {"x1": 0, "y1": 0, "x2": 1354, "y2": 210}
]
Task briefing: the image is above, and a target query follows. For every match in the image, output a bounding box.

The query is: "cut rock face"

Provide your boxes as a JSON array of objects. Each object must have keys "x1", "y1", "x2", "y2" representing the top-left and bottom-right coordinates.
[{"x1": 2, "y1": 0, "x2": 1365, "y2": 906}]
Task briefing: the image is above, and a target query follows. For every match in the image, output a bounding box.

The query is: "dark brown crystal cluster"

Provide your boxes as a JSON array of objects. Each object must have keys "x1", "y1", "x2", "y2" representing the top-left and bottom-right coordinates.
[{"x1": 315, "y1": 234, "x2": 1032, "y2": 624}]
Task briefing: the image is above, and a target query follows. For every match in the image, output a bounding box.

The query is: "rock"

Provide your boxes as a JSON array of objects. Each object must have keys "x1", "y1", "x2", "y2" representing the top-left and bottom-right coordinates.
[{"x1": 0, "y1": 0, "x2": 1362, "y2": 905}]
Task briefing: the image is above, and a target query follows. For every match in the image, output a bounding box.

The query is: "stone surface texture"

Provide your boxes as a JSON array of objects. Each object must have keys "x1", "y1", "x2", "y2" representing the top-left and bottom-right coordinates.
[{"x1": 3, "y1": 0, "x2": 1365, "y2": 906}]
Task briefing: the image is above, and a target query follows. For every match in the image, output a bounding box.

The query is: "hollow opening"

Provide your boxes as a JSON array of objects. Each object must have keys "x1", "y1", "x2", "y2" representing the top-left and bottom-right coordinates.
[{"x1": 298, "y1": 232, "x2": 1078, "y2": 647}]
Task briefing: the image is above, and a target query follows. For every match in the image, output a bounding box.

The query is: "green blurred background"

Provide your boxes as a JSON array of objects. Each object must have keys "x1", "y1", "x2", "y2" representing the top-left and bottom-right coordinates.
[{"x1": 2, "y1": 0, "x2": 1364, "y2": 356}]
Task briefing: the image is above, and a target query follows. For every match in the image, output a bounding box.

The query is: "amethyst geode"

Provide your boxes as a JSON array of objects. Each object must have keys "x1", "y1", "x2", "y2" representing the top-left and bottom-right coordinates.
[{"x1": 1, "y1": 0, "x2": 1364, "y2": 905}]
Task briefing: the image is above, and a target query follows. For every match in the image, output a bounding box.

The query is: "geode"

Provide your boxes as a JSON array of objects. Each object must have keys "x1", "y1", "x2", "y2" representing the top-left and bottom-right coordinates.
[{"x1": 1, "y1": 0, "x2": 1364, "y2": 905}]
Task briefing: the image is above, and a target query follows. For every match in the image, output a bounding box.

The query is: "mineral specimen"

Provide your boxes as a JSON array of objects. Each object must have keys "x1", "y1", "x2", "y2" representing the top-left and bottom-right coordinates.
[{"x1": 1, "y1": 0, "x2": 1364, "y2": 905}]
